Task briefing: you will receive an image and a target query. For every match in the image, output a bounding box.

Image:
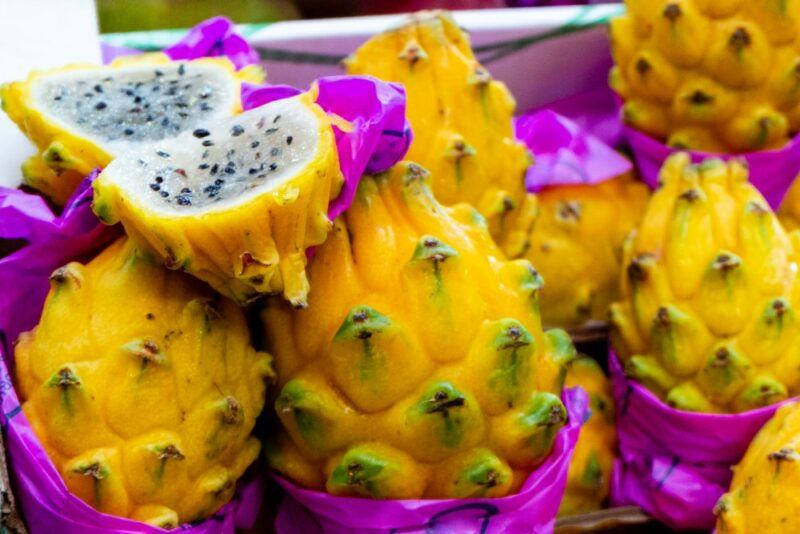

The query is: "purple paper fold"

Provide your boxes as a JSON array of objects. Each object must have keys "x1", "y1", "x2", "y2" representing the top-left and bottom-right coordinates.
[
  {"x1": 164, "y1": 16, "x2": 259, "y2": 69},
  {"x1": 515, "y1": 109, "x2": 631, "y2": 192},
  {"x1": 242, "y1": 76, "x2": 412, "y2": 220},
  {"x1": 0, "y1": 179, "x2": 263, "y2": 533},
  {"x1": 102, "y1": 17, "x2": 259, "y2": 69},
  {"x1": 273, "y1": 387, "x2": 588, "y2": 534},
  {"x1": 608, "y1": 351, "x2": 790, "y2": 530},
  {"x1": 624, "y1": 125, "x2": 800, "y2": 210}
]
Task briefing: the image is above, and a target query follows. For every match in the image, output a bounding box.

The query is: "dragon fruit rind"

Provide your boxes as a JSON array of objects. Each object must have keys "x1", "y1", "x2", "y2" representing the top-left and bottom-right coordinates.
[
  {"x1": 558, "y1": 357, "x2": 616, "y2": 516},
  {"x1": 14, "y1": 237, "x2": 273, "y2": 527},
  {"x1": 344, "y1": 11, "x2": 535, "y2": 252},
  {"x1": 262, "y1": 161, "x2": 577, "y2": 499},
  {"x1": 610, "y1": 153, "x2": 800, "y2": 413},
  {"x1": 716, "y1": 401, "x2": 800, "y2": 533},
  {"x1": 93, "y1": 87, "x2": 342, "y2": 308},
  {"x1": 610, "y1": 0, "x2": 800, "y2": 153},
  {"x1": 1, "y1": 54, "x2": 262, "y2": 205}
]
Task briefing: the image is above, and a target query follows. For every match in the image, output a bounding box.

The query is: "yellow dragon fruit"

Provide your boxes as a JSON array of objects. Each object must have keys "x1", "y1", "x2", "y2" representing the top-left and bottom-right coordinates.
[
  {"x1": 523, "y1": 174, "x2": 649, "y2": 328},
  {"x1": 262, "y1": 161, "x2": 576, "y2": 499},
  {"x1": 1, "y1": 54, "x2": 262, "y2": 204},
  {"x1": 779, "y1": 176, "x2": 800, "y2": 231},
  {"x1": 610, "y1": 153, "x2": 800, "y2": 413},
  {"x1": 559, "y1": 357, "x2": 616, "y2": 516},
  {"x1": 609, "y1": 0, "x2": 800, "y2": 153},
  {"x1": 93, "y1": 88, "x2": 342, "y2": 308},
  {"x1": 343, "y1": 11, "x2": 534, "y2": 248},
  {"x1": 14, "y1": 238, "x2": 273, "y2": 527},
  {"x1": 715, "y1": 401, "x2": 800, "y2": 532}
]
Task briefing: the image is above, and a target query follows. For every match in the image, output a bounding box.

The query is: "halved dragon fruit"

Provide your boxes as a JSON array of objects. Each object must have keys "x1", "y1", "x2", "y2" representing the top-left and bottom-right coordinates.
[
  {"x1": 93, "y1": 89, "x2": 341, "y2": 307},
  {"x1": 1, "y1": 55, "x2": 263, "y2": 204}
]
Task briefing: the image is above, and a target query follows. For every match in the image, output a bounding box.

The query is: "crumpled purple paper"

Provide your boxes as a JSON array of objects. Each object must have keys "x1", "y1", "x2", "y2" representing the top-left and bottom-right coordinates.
[
  {"x1": 515, "y1": 109, "x2": 631, "y2": 192},
  {"x1": 242, "y1": 76, "x2": 413, "y2": 220},
  {"x1": 272, "y1": 387, "x2": 588, "y2": 534},
  {"x1": 625, "y1": 125, "x2": 800, "y2": 210},
  {"x1": 507, "y1": 0, "x2": 616, "y2": 5},
  {"x1": 0, "y1": 178, "x2": 264, "y2": 533},
  {"x1": 164, "y1": 16, "x2": 259, "y2": 69},
  {"x1": 608, "y1": 351, "x2": 791, "y2": 530},
  {"x1": 102, "y1": 16, "x2": 259, "y2": 68}
]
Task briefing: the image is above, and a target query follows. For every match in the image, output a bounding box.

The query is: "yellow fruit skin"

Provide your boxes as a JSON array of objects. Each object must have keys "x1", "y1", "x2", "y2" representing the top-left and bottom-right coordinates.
[
  {"x1": 779, "y1": 175, "x2": 800, "y2": 231},
  {"x1": 343, "y1": 11, "x2": 533, "y2": 252},
  {"x1": 715, "y1": 401, "x2": 800, "y2": 533},
  {"x1": 610, "y1": 1, "x2": 800, "y2": 153},
  {"x1": 92, "y1": 89, "x2": 342, "y2": 308},
  {"x1": 558, "y1": 357, "x2": 616, "y2": 517},
  {"x1": 262, "y1": 161, "x2": 575, "y2": 499},
  {"x1": 610, "y1": 153, "x2": 800, "y2": 413},
  {"x1": 0, "y1": 53, "x2": 262, "y2": 205},
  {"x1": 522, "y1": 174, "x2": 649, "y2": 328},
  {"x1": 14, "y1": 238, "x2": 273, "y2": 525}
]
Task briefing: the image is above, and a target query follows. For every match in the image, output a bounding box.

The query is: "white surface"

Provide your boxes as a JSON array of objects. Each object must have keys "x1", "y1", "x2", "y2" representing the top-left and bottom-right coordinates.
[{"x1": 0, "y1": 0, "x2": 101, "y2": 188}]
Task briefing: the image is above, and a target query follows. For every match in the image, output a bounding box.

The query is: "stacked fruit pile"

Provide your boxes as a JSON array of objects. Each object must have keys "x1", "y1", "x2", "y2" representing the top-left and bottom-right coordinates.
[{"x1": 2, "y1": 2, "x2": 800, "y2": 531}]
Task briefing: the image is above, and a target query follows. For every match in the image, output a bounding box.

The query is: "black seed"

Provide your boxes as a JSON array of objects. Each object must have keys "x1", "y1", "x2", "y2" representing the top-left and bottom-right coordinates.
[
  {"x1": 155, "y1": 70, "x2": 164, "y2": 77},
  {"x1": 149, "y1": 183, "x2": 161, "y2": 191},
  {"x1": 169, "y1": 79, "x2": 179, "y2": 85},
  {"x1": 231, "y1": 125, "x2": 245, "y2": 137},
  {"x1": 269, "y1": 163, "x2": 278, "y2": 171},
  {"x1": 84, "y1": 92, "x2": 93, "y2": 98},
  {"x1": 251, "y1": 141, "x2": 260, "y2": 148},
  {"x1": 129, "y1": 107, "x2": 141, "y2": 113},
  {"x1": 161, "y1": 117, "x2": 170, "y2": 127},
  {"x1": 193, "y1": 129, "x2": 210, "y2": 138},
  {"x1": 155, "y1": 176, "x2": 163, "y2": 183},
  {"x1": 176, "y1": 195, "x2": 191, "y2": 206},
  {"x1": 125, "y1": 89, "x2": 134, "y2": 96},
  {"x1": 265, "y1": 127, "x2": 278, "y2": 134},
  {"x1": 200, "y1": 103, "x2": 212, "y2": 111},
  {"x1": 184, "y1": 84, "x2": 192, "y2": 90},
  {"x1": 202, "y1": 140, "x2": 214, "y2": 147},
  {"x1": 210, "y1": 163, "x2": 219, "y2": 174},
  {"x1": 215, "y1": 179, "x2": 224, "y2": 185},
  {"x1": 175, "y1": 102, "x2": 188, "y2": 108},
  {"x1": 156, "y1": 150, "x2": 170, "y2": 158},
  {"x1": 133, "y1": 96, "x2": 142, "y2": 104},
  {"x1": 199, "y1": 163, "x2": 210, "y2": 170},
  {"x1": 53, "y1": 95, "x2": 62, "y2": 101},
  {"x1": 225, "y1": 166, "x2": 236, "y2": 175},
  {"x1": 286, "y1": 136, "x2": 293, "y2": 145},
  {"x1": 199, "y1": 90, "x2": 211, "y2": 99},
  {"x1": 152, "y1": 85, "x2": 161, "y2": 92},
  {"x1": 273, "y1": 115, "x2": 281, "y2": 123},
  {"x1": 160, "y1": 191, "x2": 169, "y2": 198},
  {"x1": 257, "y1": 173, "x2": 267, "y2": 179},
  {"x1": 93, "y1": 84, "x2": 103, "y2": 93},
  {"x1": 226, "y1": 149, "x2": 236, "y2": 158},
  {"x1": 177, "y1": 112, "x2": 188, "y2": 119},
  {"x1": 178, "y1": 64, "x2": 186, "y2": 76},
  {"x1": 181, "y1": 187, "x2": 191, "y2": 194},
  {"x1": 249, "y1": 168, "x2": 258, "y2": 175},
  {"x1": 124, "y1": 128, "x2": 134, "y2": 136},
  {"x1": 94, "y1": 102, "x2": 107, "y2": 110},
  {"x1": 270, "y1": 147, "x2": 280, "y2": 157}
]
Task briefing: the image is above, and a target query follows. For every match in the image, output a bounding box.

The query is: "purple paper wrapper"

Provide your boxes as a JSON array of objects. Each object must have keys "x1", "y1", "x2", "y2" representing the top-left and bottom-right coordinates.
[
  {"x1": 102, "y1": 16, "x2": 259, "y2": 68},
  {"x1": 242, "y1": 76, "x2": 412, "y2": 220},
  {"x1": 0, "y1": 178, "x2": 264, "y2": 533},
  {"x1": 608, "y1": 350, "x2": 791, "y2": 530},
  {"x1": 272, "y1": 387, "x2": 588, "y2": 534},
  {"x1": 515, "y1": 109, "x2": 631, "y2": 192},
  {"x1": 625, "y1": 125, "x2": 800, "y2": 210}
]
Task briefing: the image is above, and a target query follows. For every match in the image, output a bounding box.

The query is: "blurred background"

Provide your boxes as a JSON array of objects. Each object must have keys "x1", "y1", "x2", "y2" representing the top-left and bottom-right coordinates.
[{"x1": 96, "y1": 0, "x2": 614, "y2": 32}]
